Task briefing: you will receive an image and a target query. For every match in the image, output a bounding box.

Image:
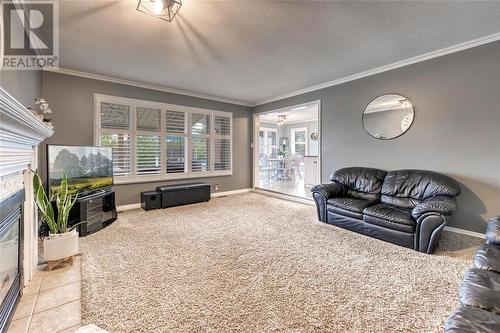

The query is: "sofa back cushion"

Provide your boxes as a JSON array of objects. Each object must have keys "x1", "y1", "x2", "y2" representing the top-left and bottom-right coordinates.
[
  {"x1": 381, "y1": 169, "x2": 461, "y2": 208},
  {"x1": 331, "y1": 167, "x2": 387, "y2": 201}
]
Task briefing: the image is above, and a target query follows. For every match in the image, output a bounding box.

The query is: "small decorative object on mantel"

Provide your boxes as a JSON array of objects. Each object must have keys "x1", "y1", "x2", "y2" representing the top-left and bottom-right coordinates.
[
  {"x1": 32, "y1": 170, "x2": 82, "y2": 270},
  {"x1": 310, "y1": 132, "x2": 319, "y2": 141},
  {"x1": 137, "y1": 0, "x2": 182, "y2": 22},
  {"x1": 34, "y1": 97, "x2": 54, "y2": 129}
]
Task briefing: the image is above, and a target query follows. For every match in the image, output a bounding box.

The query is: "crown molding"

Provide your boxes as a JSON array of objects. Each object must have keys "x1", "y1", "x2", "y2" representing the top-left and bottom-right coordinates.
[
  {"x1": 44, "y1": 32, "x2": 500, "y2": 108},
  {"x1": 43, "y1": 67, "x2": 253, "y2": 107},
  {"x1": 254, "y1": 32, "x2": 500, "y2": 106}
]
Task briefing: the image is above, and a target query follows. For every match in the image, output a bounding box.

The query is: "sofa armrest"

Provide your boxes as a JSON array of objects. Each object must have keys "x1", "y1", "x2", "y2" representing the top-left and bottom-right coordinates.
[
  {"x1": 311, "y1": 182, "x2": 345, "y2": 223},
  {"x1": 412, "y1": 195, "x2": 457, "y2": 220},
  {"x1": 486, "y1": 216, "x2": 500, "y2": 245},
  {"x1": 311, "y1": 181, "x2": 346, "y2": 200}
]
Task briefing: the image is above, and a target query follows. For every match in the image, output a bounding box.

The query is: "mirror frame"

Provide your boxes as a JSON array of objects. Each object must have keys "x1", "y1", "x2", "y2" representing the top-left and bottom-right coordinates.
[{"x1": 362, "y1": 93, "x2": 415, "y2": 140}]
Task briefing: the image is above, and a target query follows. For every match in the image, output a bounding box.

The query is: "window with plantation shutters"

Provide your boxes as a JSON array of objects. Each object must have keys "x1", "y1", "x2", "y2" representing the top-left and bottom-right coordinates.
[
  {"x1": 100, "y1": 102, "x2": 130, "y2": 129},
  {"x1": 98, "y1": 102, "x2": 131, "y2": 177},
  {"x1": 137, "y1": 107, "x2": 161, "y2": 132},
  {"x1": 100, "y1": 133, "x2": 131, "y2": 176},
  {"x1": 166, "y1": 110, "x2": 185, "y2": 133},
  {"x1": 95, "y1": 94, "x2": 232, "y2": 183},
  {"x1": 214, "y1": 138, "x2": 230, "y2": 170},
  {"x1": 192, "y1": 137, "x2": 210, "y2": 172},
  {"x1": 214, "y1": 115, "x2": 231, "y2": 171},
  {"x1": 166, "y1": 136, "x2": 185, "y2": 173}
]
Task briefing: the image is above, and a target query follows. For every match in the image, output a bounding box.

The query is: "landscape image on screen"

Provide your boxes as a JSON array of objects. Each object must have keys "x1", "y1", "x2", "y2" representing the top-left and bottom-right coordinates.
[{"x1": 48, "y1": 145, "x2": 113, "y2": 195}]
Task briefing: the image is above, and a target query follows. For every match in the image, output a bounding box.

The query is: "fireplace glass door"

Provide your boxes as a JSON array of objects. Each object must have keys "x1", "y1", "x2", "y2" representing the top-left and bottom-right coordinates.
[{"x1": 0, "y1": 208, "x2": 19, "y2": 306}]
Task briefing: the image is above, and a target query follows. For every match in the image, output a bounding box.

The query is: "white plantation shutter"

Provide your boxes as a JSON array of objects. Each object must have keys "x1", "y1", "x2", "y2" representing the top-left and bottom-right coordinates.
[
  {"x1": 214, "y1": 138, "x2": 230, "y2": 170},
  {"x1": 214, "y1": 115, "x2": 231, "y2": 171},
  {"x1": 166, "y1": 136, "x2": 185, "y2": 173},
  {"x1": 95, "y1": 95, "x2": 232, "y2": 181},
  {"x1": 99, "y1": 102, "x2": 131, "y2": 177},
  {"x1": 99, "y1": 133, "x2": 131, "y2": 176},
  {"x1": 192, "y1": 137, "x2": 210, "y2": 172},
  {"x1": 166, "y1": 110, "x2": 186, "y2": 133},
  {"x1": 214, "y1": 116, "x2": 230, "y2": 135},
  {"x1": 100, "y1": 102, "x2": 130, "y2": 129},
  {"x1": 136, "y1": 135, "x2": 161, "y2": 175},
  {"x1": 137, "y1": 107, "x2": 161, "y2": 132},
  {"x1": 192, "y1": 113, "x2": 210, "y2": 135}
]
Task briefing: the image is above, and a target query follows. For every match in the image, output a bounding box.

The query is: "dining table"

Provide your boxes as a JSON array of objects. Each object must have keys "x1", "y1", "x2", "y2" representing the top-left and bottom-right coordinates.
[{"x1": 267, "y1": 158, "x2": 288, "y2": 181}]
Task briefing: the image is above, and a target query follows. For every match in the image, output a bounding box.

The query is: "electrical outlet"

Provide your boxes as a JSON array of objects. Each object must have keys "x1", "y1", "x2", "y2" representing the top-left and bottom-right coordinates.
[{"x1": 214, "y1": 184, "x2": 220, "y2": 191}]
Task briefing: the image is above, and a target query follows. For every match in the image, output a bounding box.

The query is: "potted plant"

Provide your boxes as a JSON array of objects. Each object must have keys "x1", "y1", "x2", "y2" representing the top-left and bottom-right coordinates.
[{"x1": 32, "y1": 170, "x2": 80, "y2": 263}]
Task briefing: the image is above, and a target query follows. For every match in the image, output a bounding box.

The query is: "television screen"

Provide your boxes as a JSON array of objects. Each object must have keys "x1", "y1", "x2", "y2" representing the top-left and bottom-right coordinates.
[{"x1": 47, "y1": 145, "x2": 113, "y2": 196}]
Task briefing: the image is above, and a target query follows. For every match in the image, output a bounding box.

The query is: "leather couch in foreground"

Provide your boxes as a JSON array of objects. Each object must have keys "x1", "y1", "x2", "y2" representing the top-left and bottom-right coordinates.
[
  {"x1": 311, "y1": 167, "x2": 461, "y2": 253},
  {"x1": 444, "y1": 216, "x2": 500, "y2": 332}
]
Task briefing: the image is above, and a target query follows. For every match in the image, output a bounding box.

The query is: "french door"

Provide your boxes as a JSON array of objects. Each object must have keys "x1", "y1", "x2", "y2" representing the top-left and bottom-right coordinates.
[{"x1": 259, "y1": 127, "x2": 277, "y2": 157}]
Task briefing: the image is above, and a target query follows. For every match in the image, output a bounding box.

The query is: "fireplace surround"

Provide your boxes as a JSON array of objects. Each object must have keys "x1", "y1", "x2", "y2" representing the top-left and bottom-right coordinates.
[{"x1": 0, "y1": 87, "x2": 53, "y2": 331}]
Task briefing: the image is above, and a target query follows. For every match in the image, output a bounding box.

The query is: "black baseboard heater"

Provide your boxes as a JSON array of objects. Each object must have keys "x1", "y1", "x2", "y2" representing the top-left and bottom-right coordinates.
[{"x1": 156, "y1": 183, "x2": 211, "y2": 208}]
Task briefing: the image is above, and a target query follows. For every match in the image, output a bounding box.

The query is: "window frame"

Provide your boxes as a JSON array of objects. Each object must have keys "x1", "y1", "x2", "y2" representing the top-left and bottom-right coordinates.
[
  {"x1": 94, "y1": 94, "x2": 233, "y2": 185},
  {"x1": 290, "y1": 127, "x2": 308, "y2": 155}
]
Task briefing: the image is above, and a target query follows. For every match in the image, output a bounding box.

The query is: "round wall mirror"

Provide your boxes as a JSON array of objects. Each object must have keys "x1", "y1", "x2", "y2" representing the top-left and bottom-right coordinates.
[{"x1": 362, "y1": 94, "x2": 415, "y2": 140}]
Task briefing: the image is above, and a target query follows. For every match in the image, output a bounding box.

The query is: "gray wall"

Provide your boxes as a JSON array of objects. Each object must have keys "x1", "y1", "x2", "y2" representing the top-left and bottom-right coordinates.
[
  {"x1": 41, "y1": 71, "x2": 252, "y2": 205},
  {"x1": 1, "y1": 70, "x2": 42, "y2": 110},
  {"x1": 253, "y1": 41, "x2": 500, "y2": 233}
]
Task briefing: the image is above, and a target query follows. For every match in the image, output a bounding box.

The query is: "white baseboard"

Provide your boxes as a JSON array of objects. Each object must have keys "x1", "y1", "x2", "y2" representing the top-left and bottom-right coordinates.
[
  {"x1": 252, "y1": 188, "x2": 315, "y2": 206},
  {"x1": 116, "y1": 188, "x2": 253, "y2": 212},
  {"x1": 116, "y1": 203, "x2": 141, "y2": 212},
  {"x1": 444, "y1": 226, "x2": 485, "y2": 239},
  {"x1": 211, "y1": 188, "x2": 252, "y2": 197}
]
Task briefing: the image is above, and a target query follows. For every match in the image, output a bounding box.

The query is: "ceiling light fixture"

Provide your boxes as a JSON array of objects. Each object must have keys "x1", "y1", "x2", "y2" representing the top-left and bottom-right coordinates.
[
  {"x1": 277, "y1": 115, "x2": 287, "y2": 126},
  {"x1": 137, "y1": 0, "x2": 182, "y2": 22}
]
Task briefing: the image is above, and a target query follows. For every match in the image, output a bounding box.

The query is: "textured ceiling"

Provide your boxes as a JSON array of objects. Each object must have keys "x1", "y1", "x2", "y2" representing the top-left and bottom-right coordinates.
[{"x1": 58, "y1": 0, "x2": 500, "y2": 105}]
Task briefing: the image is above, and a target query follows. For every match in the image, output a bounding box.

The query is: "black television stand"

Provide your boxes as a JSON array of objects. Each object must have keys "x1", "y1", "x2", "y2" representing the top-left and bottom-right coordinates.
[
  {"x1": 77, "y1": 189, "x2": 106, "y2": 199},
  {"x1": 68, "y1": 189, "x2": 117, "y2": 236}
]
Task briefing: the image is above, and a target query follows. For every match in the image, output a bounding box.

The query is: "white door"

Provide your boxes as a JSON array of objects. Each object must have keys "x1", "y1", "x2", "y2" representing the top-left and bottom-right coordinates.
[{"x1": 259, "y1": 127, "x2": 277, "y2": 157}]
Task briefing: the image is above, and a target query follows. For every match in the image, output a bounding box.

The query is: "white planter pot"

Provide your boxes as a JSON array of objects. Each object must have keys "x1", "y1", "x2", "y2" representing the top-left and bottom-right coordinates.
[{"x1": 43, "y1": 229, "x2": 79, "y2": 261}]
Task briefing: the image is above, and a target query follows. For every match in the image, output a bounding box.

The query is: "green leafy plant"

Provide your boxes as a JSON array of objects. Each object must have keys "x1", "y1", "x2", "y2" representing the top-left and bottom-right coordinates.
[
  {"x1": 32, "y1": 170, "x2": 79, "y2": 235},
  {"x1": 277, "y1": 150, "x2": 286, "y2": 158}
]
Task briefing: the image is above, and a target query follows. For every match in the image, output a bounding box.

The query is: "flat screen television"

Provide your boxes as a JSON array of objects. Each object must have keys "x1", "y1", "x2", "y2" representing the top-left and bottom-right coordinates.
[{"x1": 47, "y1": 145, "x2": 113, "y2": 196}]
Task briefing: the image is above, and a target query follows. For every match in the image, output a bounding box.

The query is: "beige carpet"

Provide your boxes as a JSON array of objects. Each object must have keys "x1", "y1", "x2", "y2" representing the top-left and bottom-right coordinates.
[{"x1": 80, "y1": 193, "x2": 482, "y2": 333}]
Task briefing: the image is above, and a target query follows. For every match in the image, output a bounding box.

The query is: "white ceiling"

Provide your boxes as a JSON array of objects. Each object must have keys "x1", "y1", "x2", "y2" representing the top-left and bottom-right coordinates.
[
  {"x1": 258, "y1": 102, "x2": 318, "y2": 124},
  {"x1": 57, "y1": 0, "x2": 500, "y2": 105}
]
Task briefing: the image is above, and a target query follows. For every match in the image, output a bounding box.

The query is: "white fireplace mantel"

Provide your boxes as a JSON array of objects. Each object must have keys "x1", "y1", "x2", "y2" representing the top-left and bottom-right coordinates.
[
  {"x1": 0, "y1": 87, "x2": 54, "y2": 177},
  {"x1": 0, "y1": 86, "x2": 54, "y2": 284}
]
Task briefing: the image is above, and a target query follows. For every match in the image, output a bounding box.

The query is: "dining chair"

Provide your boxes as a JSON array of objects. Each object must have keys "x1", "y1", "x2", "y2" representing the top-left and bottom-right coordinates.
[
  {"x1": 259, "y1": 153, "x2": 274, "y2": 180},
  {"x1": 292, "y1": 153, "x2": 304, "y2": 180}
]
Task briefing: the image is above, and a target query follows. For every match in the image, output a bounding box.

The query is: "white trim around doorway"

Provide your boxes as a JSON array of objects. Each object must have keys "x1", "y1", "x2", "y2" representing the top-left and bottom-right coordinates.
[{"x1": 252, "y1": 100, "x2": 321, "y2": 199}]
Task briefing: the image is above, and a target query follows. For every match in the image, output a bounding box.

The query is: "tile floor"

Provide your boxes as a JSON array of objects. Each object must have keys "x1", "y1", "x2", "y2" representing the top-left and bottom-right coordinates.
[
  {"x1": 7, "y1": 257, "x2": 82, "y2": 333},
  {"x1": 258, "y1": 174, "x2": 313, "y2": 199}
]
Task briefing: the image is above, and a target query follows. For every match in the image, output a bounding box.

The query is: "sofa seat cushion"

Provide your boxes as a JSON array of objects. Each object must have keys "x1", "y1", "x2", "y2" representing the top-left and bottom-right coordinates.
[
  {"x1": 444, "y1": 306, "x2": 500, "y2": 333},
  {"x1": 327, "y1": 197, "x2": 377, "y2": 219},
  {"x1": 474, "y1": 244, "x2": 500, "y2": 273},
  {"x1": 459, "y1": 268, "x2": 500, "y2": 314},
  {"x1": 363, "y1": 204, "x2": 415, "y2": 233}
]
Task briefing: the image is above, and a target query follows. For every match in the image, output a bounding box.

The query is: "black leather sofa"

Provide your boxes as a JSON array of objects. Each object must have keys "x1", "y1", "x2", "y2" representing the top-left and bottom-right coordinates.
[
  {"x1": 311, "y1": 167, "x2": 461, "y2": 253},
  {"x1": 444, "y1": 216, "x2": 500, "y2": 332}
]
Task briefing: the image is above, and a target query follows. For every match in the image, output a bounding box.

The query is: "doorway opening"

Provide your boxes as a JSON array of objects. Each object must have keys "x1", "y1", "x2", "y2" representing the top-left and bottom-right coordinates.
[{"x1": 253, "y1": 101, "x2": 320, "y2": 199}]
